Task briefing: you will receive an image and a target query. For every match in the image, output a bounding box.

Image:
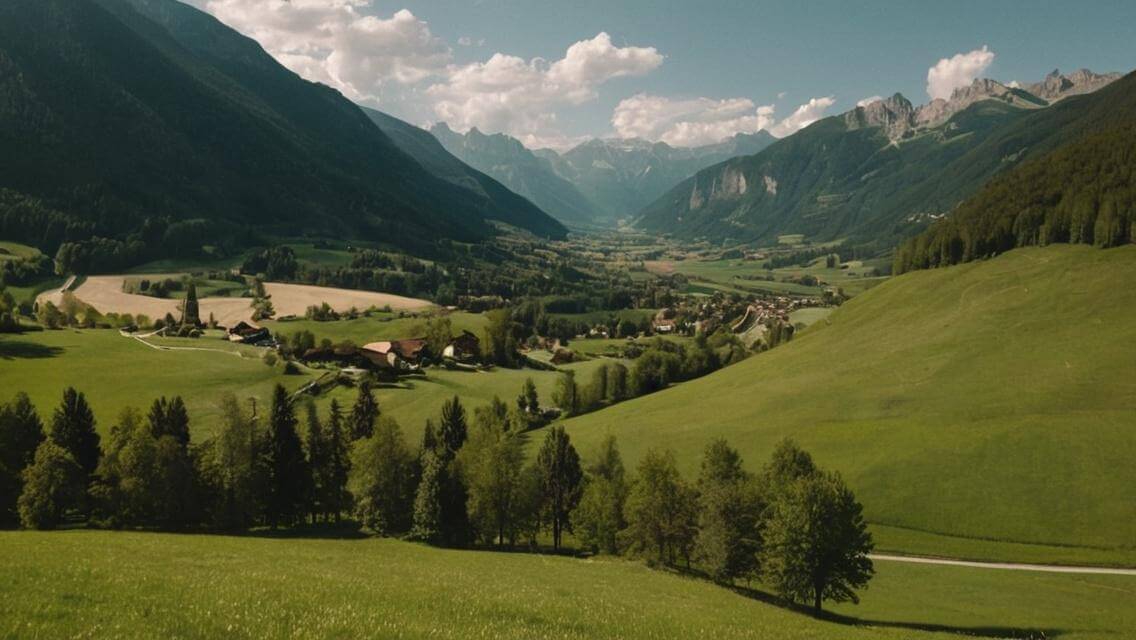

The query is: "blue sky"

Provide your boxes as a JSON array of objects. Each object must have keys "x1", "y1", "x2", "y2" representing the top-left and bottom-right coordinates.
[{"x1": 190, "y1": 0, "x2": 1135, "y2": 149}]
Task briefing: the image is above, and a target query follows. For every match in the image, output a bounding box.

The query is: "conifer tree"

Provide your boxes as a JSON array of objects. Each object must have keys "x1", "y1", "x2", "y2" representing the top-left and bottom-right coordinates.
[
  {"x1": 182, "y1": 283, "x2": 200, "y2": 326},
  {"x1": 349, "y1": 380, "x2": 379, "y2": 441},
  {"x1": 0, "y1": 393, "x2": 45, "y2": 525},
  {"x1": 411, "y1": 449, "x2": 445, "y2": 543},
  {"x1": 304, "y1": 400, "x2": 326, "y2": 523},
  {"x1": 324, "y1": 399, "x2": 349, "y2": 522},
  {"x1": 50, "y1": 387, "x2": 100, "y2": 479},
  {"x1": 438, "y1": 396, "x2": 467, "y2": 458},
  {"x1": 264, "y1": 385, "x2": 308, "y2": 528}
]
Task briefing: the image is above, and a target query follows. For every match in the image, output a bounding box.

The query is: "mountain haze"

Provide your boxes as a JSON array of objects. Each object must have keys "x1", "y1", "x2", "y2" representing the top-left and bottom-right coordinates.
[
  {"x1": 431, "y1": 124, "x2": 599, "y2": 226},
  {"x1": 635, "y1": 69, "x2": 1123, "y2": 247}
]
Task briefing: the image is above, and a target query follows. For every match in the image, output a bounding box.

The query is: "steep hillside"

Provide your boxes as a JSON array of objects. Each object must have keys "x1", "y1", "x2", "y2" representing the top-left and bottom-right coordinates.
[
  {"x1": 554, "y1": 245, "x2": 1136, "y2": 554},
  {"x1": 636, "y1": 70, "x2": 1125, "y2": 247},
  {"x1": 0, "y1": 0, "x2": 563, "y2": 269},
  {"x1": 895, "y1": 75, "x2": 1136, "y2": 272},
  {"x1": 362, "y1": 108, "x2": 561, "y2": 236},
  {"x1": 431, "y1": 124, "x2": 598, "y2": 226},
  {"x1": 546, "y1": 132, "x2": 776, "y2": 221}
]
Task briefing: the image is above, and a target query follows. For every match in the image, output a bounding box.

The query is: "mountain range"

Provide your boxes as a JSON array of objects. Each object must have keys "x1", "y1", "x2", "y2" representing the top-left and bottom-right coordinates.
[
  {"x1": 0, "y1": 0, "x2": 565, "y2": 268},
  {"x1": 431, "y1": 125, "x2": 775, "y2": 226},
  {"x1": 634, "y1": 68, "x2": 1123, "y2": 248}
]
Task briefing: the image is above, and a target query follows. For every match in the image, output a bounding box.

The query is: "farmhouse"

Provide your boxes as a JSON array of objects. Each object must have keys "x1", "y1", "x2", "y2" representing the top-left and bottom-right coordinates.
[
  {"x1": 363, "y1": 338, "x2": 428, "y2": 366},
  {"x1": 227, "y1": 321, "x2": 272, "y2": 345},
  {"x1": 442, "y1": 330, "x2": 480, "y2": 363}
]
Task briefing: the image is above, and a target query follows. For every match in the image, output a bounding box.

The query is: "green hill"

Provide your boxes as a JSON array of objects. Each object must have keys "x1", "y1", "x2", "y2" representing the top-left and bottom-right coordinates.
[
  {"x1": 0, "y1": 0, "x2": 564, "y2": 268},
  {"x1": 553, "y1": 245, "x2": 1136, "y2": 555},
  {"x1": 2, "y1": 530, "x2": 1133, "y2": 639}
]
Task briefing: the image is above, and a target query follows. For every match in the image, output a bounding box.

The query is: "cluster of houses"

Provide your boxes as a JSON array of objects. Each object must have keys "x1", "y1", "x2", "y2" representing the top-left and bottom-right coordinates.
[
  {"x1": 297, "y1": 331, "x2": 480, "y2": 380},
  {"x1": 224, "y1": 319, "x2": 482, "y2": 379}
]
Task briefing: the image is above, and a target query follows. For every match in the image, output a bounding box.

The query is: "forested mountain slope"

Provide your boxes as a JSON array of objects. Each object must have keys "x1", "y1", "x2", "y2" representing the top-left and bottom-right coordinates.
[
  {"x1": 635, "y1": 71, "x2": 1125, "y2": 249},
  {"x1": 554, "y1": 244, "x2": 1136, "y2": 555},
  {"x1": 0, "y1": 0, "x2": 564, "y2": 273},
  {"x1": 362, "y1": 107, "x2": 559, "y2": 236},
  {"x1": 894, "y1": 72, "x2": 1136, "y2": 272},
  {"x1": 431, "y1": 124, "x2": 599, "y2": 226}
]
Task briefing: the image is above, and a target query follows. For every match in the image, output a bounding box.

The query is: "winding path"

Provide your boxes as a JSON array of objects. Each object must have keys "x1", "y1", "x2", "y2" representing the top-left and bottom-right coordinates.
[{"x1": 870, "y1": 553, "x2": 1136, "y2": 576}]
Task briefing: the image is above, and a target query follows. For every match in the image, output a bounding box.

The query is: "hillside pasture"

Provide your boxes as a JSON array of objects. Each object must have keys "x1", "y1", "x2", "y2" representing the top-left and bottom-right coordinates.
[
  {"x1": 549, "y1": 245, "x2": 1136, "y2": 560},
  {"x1": 3, "y1": 530, "x2": 1133, "y2": 640}
]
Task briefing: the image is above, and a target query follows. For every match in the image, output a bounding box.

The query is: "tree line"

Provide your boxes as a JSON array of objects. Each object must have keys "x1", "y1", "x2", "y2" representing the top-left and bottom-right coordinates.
[{"x1": 1, "y1": 385, "x2": 872, "y2": 613}]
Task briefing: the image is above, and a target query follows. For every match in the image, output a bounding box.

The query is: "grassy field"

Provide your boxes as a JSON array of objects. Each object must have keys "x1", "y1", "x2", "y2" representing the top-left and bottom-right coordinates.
[
  {"x1": 2, "y1": 530, "x2": 1132, "y2": 639},
  {"x1": 547, "y1": 245, "x2": 1136, "y2": 561},
  {"x1": 264, "y1": 311, "x2": 488, "y2": 346},
  {"x1": 0, "y1": 324, "x2": 612, "y2": 444},
  {"x1": 655, "y1": 256, "x2": 888, "y2": 298}
]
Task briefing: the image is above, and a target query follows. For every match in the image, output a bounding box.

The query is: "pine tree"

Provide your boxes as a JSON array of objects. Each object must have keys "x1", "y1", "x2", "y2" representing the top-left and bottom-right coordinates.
[
  {"x1": 182, "y1": 283, "x2": 200, "y2": 326},
  {"x1": 411, "y1": 449, "x2": 445, "y2": 543},
  {"x1": 0, "y1": 393, "x2": 45, "y2": 525},
  {"x1": 264, "y1": 385, "x2": 308, "y2": 528},
  {"x1": 324, "y1": 399, "x2": 349, "y2": 523},
  {"x1": 50, "y1": 387, "x2": 100, "y2": 479},
  {"x1": 438, "y1": 396, "x2": 467, "y2": 458},
  {"x1": 148, "y1": 396, "x2": 190, "y2": 449},
  {"x1": 349, "y1": 380, "x2": 379, "y2": 441},
  {"x1": 421, "y1": 419, "x2": 439, "y2": 455},
  {"x1": 304, "y1": 401, "x2": 326, "y2": 523},
  {"x1": 536, "y1": 426, "x2": 583, "y2": 550}
]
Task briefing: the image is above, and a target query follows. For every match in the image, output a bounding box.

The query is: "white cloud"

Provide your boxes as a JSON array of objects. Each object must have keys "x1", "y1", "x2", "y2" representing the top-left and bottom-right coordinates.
[
  {"x1": 856, "y1": 95, "x2": 883, "y2": 107},
  {"x1": 611, "y1": 94, "x2": 775, "y2": 147},
  {"x1": 777, "y1": 91, "x2": 788, "y2": 100},
  {"x1": 769, "y1": 96, "x2": 836, "y2": 137},
  {"x1": 427, "y1": 32, "x2": 662, "y2": 146},
  {"x1": 199, "y1": 1, "x2": 451, "y2": 103},
  {"x1": 611, "y1": 94, "x2": 836, "y2": 146},
  {"x1": 926, "y1": 46, "x2": 995, "y2": 100}
]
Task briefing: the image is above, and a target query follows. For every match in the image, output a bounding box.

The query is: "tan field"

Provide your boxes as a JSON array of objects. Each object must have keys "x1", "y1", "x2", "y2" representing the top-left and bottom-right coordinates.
[{"x1": 36, "y1": 276, "x2": 433, "y2": 327}]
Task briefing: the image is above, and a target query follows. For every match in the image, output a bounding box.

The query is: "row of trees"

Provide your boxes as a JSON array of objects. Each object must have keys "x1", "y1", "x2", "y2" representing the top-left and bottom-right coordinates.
[{"x1": 1, "y1": 386, "x2": 873, "y2": 613}]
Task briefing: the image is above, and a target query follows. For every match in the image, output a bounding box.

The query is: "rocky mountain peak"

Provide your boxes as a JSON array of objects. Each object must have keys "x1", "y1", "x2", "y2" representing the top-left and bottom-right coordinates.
[{"x1": 844, "y1": 92, "x2": 916, "y2": 138}]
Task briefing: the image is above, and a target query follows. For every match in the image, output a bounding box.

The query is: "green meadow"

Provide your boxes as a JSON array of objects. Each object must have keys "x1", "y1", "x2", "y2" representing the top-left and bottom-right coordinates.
[
  {"x1": 2, "y1": 530, "x2": 1132, "y2": 640},
  {"x1": 0, "y1": 321, "x2": 612, "y2": 444},
  {"x1": 552, "y1": 245, "x2": 1136, "y2": 561}
]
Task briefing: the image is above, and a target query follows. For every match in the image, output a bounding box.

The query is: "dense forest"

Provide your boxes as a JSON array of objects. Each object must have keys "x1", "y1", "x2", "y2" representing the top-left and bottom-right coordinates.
[
  {"x1": 893, "y1": 122, "x2": 1135, "y2": 273},
  {"x1": 0, "y1": 0, "x2": 564, "y2": 275}
]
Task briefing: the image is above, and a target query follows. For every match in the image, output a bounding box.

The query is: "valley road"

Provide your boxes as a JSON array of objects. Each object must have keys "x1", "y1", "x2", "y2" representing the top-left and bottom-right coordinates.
[{"x1": 870, "y1": 554, "x2": 1136, "y2": 575}]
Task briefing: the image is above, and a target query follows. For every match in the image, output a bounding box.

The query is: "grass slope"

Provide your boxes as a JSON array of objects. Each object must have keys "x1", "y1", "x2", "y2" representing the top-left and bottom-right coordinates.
[
  {"x1": 552, "y1": 245, "x2": 1136, "y2": 556},
  {"x1": 3, "y1": 530, "x2": 1133, "y2": 639}
]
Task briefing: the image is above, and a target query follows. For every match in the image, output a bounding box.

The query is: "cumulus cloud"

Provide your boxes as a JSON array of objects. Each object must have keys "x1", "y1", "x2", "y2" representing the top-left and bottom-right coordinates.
[
  {"x1": 427, "y1": 32, "x2": 661, "y2": 146},
  {"x1": 200, "y1": 1, "x2": 451, "y2": 103},
  {"x1": 926, "y1": 46, "x2": 995, "y2": 100},
  {"x1": 611, "y1": 94, "x2": 836, "y2": 146},
  {"x1": 856, "y1": 95, "x2": 883, "y2": 107},
  {"x1": 611, "y1": 94, "x2": 775, "y2": 147},
  {"x1": 769, "y1": 96, "x2": 836, "y2": 137}
]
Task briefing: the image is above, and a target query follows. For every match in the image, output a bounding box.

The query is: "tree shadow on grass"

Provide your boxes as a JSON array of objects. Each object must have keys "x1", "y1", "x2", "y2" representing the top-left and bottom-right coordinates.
[
  {"x1": 723, "y1": 581, "x2": 1064, "y2": 639},
  {"x1": 655, "y1": 567, "x2": 1064, "y2": 639},
  {"x1": 0, "y1": 339, "x2": 64, "y2": 360}
]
